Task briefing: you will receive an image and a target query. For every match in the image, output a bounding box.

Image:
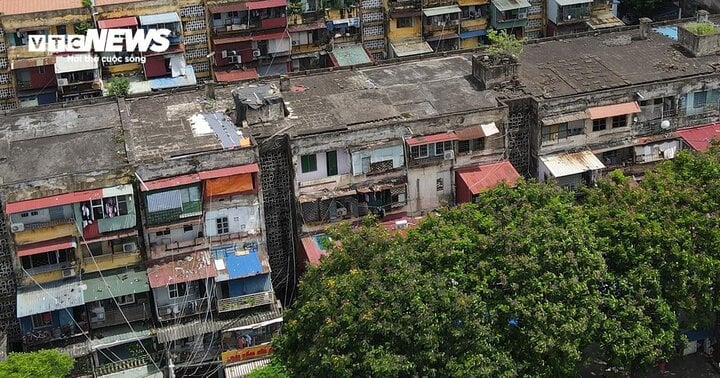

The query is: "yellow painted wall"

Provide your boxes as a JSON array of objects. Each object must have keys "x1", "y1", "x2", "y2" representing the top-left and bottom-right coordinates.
[
  {"x1": 461, "y1": 18, "x2": 488, "y2": 30},
  {"x1": 22, "y1": 270, "x2": 65, "y2": 285},
  {"x1": 387, "y1": 16, "x2": 421, "y2": 43},
  {"x1": 13, "y1": 223, "x2": 78, "y2": 245},
  {"x1": 82, "y1": 252, "x2": 142, "y2": 273},
  {"x1": 461, "y1": 37, "x2": 481, "y2": 49}
]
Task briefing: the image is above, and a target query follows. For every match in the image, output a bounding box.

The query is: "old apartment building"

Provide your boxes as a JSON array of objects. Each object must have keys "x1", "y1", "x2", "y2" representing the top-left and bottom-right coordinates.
[{"x1": 0, "y1": 11, "x2": 719, "y2": 377}]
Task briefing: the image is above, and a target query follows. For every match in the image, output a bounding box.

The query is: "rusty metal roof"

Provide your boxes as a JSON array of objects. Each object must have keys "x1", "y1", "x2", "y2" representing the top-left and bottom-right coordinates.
[{"x1": 540, "y1": 150, "x2": 606, "y2": 178}]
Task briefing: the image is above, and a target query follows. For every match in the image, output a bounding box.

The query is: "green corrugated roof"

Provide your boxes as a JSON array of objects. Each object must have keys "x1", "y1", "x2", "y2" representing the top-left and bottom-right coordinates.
[
  {"x1": 83, "y1": 267, "x2": 150, "y2": 303},
  {"x1": 331, "y1": 45, "x2": 373, "y2": 67}
]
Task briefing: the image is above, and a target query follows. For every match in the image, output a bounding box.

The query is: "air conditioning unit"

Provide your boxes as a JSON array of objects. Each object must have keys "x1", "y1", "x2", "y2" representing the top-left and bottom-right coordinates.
[
  {"x1": 123, "y1": 242, "x2": 137, "y2": 252},
  {"x1": 443, "y1": 150, "x2": 455, "y2": 160},
  {"x1": 229, "y1": 55, "x2": 241, "y2": 64},
  {"x1": 221, "y1": 50, "x2": 228, "y2": 58},
  {"x1": 394, "y1": 220, "x2": 408, "y2": 230},
  {"x1": 10, "y1": 223, "x2": 24, "y2": 232},
  {"x1": 62, "y1": 268, "x2": 76, "y2": 278},
  {"x1": 57, "y1": 78, "x2": 69, "y2": 86},
  {"x1": 336, "y1": 207, "x2": 348, "y2": 217},
  {"x1": 252, "y1": 49, "x2": 262, "y2": 57}
]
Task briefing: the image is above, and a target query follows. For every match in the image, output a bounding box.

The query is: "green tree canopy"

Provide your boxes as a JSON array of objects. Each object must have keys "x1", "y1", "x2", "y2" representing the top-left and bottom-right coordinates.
[
  {"x1": 276, "y1": 147, "x2": 720, "y2": 376},
  {"x1": 0, "y1": 349, "x2": 74, "y2": 378}
]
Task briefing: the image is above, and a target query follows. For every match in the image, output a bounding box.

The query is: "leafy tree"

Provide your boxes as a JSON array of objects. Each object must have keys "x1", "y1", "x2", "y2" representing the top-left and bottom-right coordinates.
[
  {"x1": 81, "y1": 0, "x2": 93, "y2": 10},
  {"x1": 486, "y1": 29, "x2": 524, "y2": 58},
  {"x1": 108, "y1": 77, "x2": 130, "y2": 97},
  {"x1": 0, "y1": 349, "x2": 74, "y2": 378},
  {"x1": 247, "y1": 362, "x2": 291, "y2": 378},
  {"x1": 288, "y1": 0, "x2": 303, "y2": 16}
]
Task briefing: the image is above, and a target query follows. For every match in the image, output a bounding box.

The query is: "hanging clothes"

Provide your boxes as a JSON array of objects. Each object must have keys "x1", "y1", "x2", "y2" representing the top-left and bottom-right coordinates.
[{"x1": 169, "y1": 55, "x2": 187, "y2": 78}]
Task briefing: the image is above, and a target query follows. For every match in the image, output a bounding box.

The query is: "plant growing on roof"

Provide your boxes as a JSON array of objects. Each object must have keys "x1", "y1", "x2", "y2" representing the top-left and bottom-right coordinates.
[
  {"x1": 108, "y1": 77, "x2": 130, "y2": 97},
  {"x1": 288, "y1": 0, "x2": 303, "y2": 16},
  {"x1": 685, "y1": 22, "x2": 720, "y2": 35},
  {"x1": 81, "y1": 0, "x2": 93, "y2": 9},
  {"x1": 486, "y1": 28, "x2": 524, "y2": 58}
]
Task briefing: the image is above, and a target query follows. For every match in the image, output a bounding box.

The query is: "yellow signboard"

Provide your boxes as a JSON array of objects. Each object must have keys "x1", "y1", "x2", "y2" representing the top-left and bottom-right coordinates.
[{"x1": 221, "y1": 344, "x2": 273, "y2": 365}]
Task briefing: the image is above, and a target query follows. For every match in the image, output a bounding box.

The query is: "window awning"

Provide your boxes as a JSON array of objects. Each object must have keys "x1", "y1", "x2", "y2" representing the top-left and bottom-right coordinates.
[
  {"x1": 540, "y1": 151, "x2": 606, "y2": 178},
  {"x1": 457, "y1": 161, "x2": 521, "y2": 195},
  {"x1": 247, "y1": 0, "x2": 287, "y2": 10},
  {"x1": 541, "y1": 111, "x2": 587, "y2": 125},
  {"x1": 17, "y1": 237, "x2": 76, "y2": 257},
  {"x1": 54, "y1": 54, "x2": 98, "y2": 74},
  {"x1": 586, "y1": 101, "x2": 641, "y2": 120},
  {"x1": 492, "y1": 0, "x2": 531, "y2": 11},
  {"x1": 17, "y1": 279, "x2": 86, "y2": 318},
  {"x1": 406, "y1": 132, "x2": 459, "y2": 146},
  {"x1": 425, "y1": 33, "x2": 459, "y2": 42},
  {"x1": 198, "y1": 163, "x2": 259, "y2": 180},
  {"x1": 459, "y1": 29, "x2": 488, "y2": 39},
  {"x1": 97, "y1": 17, "x2": 138, "y2": 29},
  {"x1": 390, "y1": 40, "x2": 434, "y2": 57},
  {"x1": 213, "y1": 31, "x2": 289, "y2": 45},
  {"x1": 6, "y1": 188, "x2": 104, "y2": 214},
  {"x1": 139, "y1": 12, "x2": 181, "y2": 26},
  {"x1": 209, "y1": 3, "x2": 247, "y2": 13},
  {"x1": 556, "y1": 0, "x2": 592, "y2": 5},
  {"x1": 456, "y1": 122, "x2": 499, "y2": 140},
  {"x1": 423, "y1": 5, "x2": 462, "y2": 17},
  {"x1": 141, "y1": 174, "x2": 200, "y2": 192}
]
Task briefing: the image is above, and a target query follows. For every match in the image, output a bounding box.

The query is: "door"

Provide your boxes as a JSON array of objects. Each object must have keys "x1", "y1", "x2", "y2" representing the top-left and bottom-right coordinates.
[{"x1": 326, "y1": 151, "x2": 338, "y2": 176}]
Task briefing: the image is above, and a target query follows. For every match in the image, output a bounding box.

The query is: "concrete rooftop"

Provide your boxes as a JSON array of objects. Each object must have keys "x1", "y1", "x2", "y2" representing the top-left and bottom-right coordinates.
[
  {"x1": 0, "y1": 102, "x2": 126, "y2": 186},
  {"x1": 520, "y1": 26, "x2": 720, "y2": 99}
]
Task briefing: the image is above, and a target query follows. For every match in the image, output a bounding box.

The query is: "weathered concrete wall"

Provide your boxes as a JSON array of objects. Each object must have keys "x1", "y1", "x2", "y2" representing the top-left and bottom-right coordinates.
[
  {"x1": 678, "y1": 24, "x2": 720, "y2": 57},
  {"x1": 133, "y1": 148, "x2": 259, "y2": 182},
  {"x1": 2, "y1": 11, "x2": 89, "y2": 31},
  {"x1": 96, "y1": 0, "x2": 180, "y2": 20}
]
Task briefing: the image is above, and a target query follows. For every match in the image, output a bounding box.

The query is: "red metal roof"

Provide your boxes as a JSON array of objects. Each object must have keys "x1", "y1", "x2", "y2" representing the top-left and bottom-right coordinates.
[
  {"x1": 247, "y1": 0, "x2": 287, "y2": 10},
  {"x1": 17, "y1": 237, "x2": 76, "y2": 257},
  {"x1": 457, "y1": 161, "x2": 521, "y2": 195},
  {"x1": 406, "y1": 132, "x2": 458, "y2": 146},
  {"x1": 677, "y1": 123, "x2": 720, "y2": 152},
  {"x1": 300, "y1": 236, "x2": 326, "y2": 267},
  {"x1": 6, "y1": 189, "x2": 103, "y2": 214},
  {"x1": 209, "y1": 2, "x2": 248, "y2": 13},
  {"x1": 198, "y1": 163, "x2": 259, "y2": 180},
  {"x1": 147, "y1": 251, "x2": 217, "y2": 288},
  {"x1": 289, "y1": 20, "x2": 328, "y2": 33},
  {"x1": 141, "y1": 164, "x2": 260, "y2": 191},
  {"x1": 214, "y1": 68, "x2": 259, "y2": 82},
  {"x1": 213, "y1": 31, "x2": 289, "y2": 45},
  {"x1": 586, "y1": 101, "x2": 640, "y2": 120},
  {"x1": 97, "y1": 17, "x2": 138, "y2": 29},
  {"x1": 11, "y1": 57, "x2": 56, "y2": 70},
  {"x1": 455, "y1": 126, "x2": 485, "y2": 140},
  {"x1": 141, "y1": 174, "x2": 200, "y2": 192}
]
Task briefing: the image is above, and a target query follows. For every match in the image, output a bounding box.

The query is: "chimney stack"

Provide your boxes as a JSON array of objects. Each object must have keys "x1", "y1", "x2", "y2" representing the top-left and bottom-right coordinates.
[
  {"x1": 639, "y1": 18, "x2": 652, "y2": 40},
  {"x1": 206, "y1": 80, "x2": 216, "y2": 100},
  {"x1": 697, "y1": 9, "x2": 709, "y2": 23},
  {"x1": 279, "y1": 75, "x2": 290, "y2": 92}
]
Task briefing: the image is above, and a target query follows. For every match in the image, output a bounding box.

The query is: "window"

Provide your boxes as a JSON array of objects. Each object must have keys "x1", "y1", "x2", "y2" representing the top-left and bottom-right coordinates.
[
  {"x1": 326, "y1": 151, "x2": 338, "y2": 176},
  {"x1": 183, "y1": 225, "x2": 194, "y2": 233},
  {"x1": 31, "y1": 312, "x2": 53, "y2": 329},
  {"x1": 180, "y1": 187, "x2": 201, "y2": 206},
  {"x1": 411, "y1": 144, "x2": 429, "y2": 159},
  {"x1": 30, "y1": 211, "x2": 38, "y2": 216},
  {"x1": 155, "y1": 229, "x2": 170, "y2": 237},
  {"x1": 396, "y1": 17, "x2": 413, "y2": 28},
  {"x1": 434, "y1": 141, "x2": 453, "y2": 156},
  {"x1": 592, "y1": 118, "x2": 607, "y2": 132},
  {"x1": 611, "y1": 115, "x2": 627, "y2": 129},
  {"x1": 361, "y1": 156, "x2": 371, "y2": 174},
  {"x1": 168, "y1": 282, "x2": 187, "y2": 298},
  {"x1": 20, "y1": 212, "x2": 29, "y2": 218},
  {"x1": 116, "y1": 294, "x2": 135, "y2": 305},
  {"x1": 300, "y1": 154, "x2": 317, "y2": 173},
  {"x1": 436, "y1": 178, "x2": 444, "y2": 191},
  {"x1": 694, "y1": 91, "x2": 707, "y2": 109},
  {"x1": 216, "y1": 217, "x2": 229, "y2": 235},
  {"x1": 85, "y1": 196, "x2": 129, "y2": 220},
  {"x1": 213, "y1": 13, "x2": 222, "y2": 20},
  {"x1": 22, "y1": 249, "x2": 71, "y2": 269}
]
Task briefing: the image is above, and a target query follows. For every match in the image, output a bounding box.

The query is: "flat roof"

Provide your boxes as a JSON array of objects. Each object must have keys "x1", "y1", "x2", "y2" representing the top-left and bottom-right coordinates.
[
  {"x1": 83, "y1": 267, "x2": 150, "y2": 303},
  {"x1": 331, "y1": 45, "x2": 373, "y2": 67},
  {"x1": 212, "y1": 244, "x2": 271, "y2": 282},
  {"x1": 261, "y1": 55, "x2": 499, "y2": 138},
  {"x1": 0, "y1": 102, "x2": 126, "y2": 186},
  {"x1": 147, "y1": 250, "x2": 217, "y2": 288},
  {"x1": 519, "y1": 26, "x2": 720, "y2": 99},
  {"x1": 122, "y1": 93, "x2": 252, "y2": 164}
]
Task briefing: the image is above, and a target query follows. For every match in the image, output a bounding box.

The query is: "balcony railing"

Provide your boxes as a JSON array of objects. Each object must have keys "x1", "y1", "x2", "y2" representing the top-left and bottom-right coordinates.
[
  {"x1": 558, "y1": 9, "x2": 591, "y2": 23},
  {"x1": 217, "y1": 291, "x2": 275, "y2": 313},
  {"x1": 157, "y1": 297, "x2": 212, "y2": 322},
  {"x1": 95, "y1": 353, "x2": 162, "y2": 376},
  {"x1": 82, "y1": 251, "x2": 142, "y2": 273},
  {"x1": 149, "y1": 231, "x2": 260, "y2": 260},
  {"x1": 23, "y1": 322, "x2": 89, "y2": 346},
  {"x1": 89, "y1": 303, "x2": 151, "y2": 329}
]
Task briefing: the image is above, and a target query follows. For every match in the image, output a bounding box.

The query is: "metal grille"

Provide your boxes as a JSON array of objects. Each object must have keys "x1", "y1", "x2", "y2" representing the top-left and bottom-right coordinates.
[
  {"x1": 300, "y1": 201, "x2": 320, "y2": 223},
  {"x1": 369, "y1": 160, "x2": 393, "y2": 173},
  {"x1": 506, "y1": 99, "x2": 533, "y2": 177}
]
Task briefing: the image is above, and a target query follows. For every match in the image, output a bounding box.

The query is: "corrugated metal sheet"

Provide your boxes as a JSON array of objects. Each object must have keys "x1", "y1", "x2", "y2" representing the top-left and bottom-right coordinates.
[
  {"x1": 492, "y1": 0, "x2": 531, "y2": 11},
  {"x1": 406, "y1": 132, "x2": 459, "y2": 146},
  {"x1": 55, "y1": 54, "x2": 98, "y2": 74},
  {"x1": 17, "y1": 237, "x2": 76, "y2": 257},
  {"x1": 17, "y1": 278, "x2": 86, "y2": 318},
  {"x1": 423, "y1": 5, "x2": 462, "y2": 16},
  {"x1": 457, "y1": 161, "x2": 521, "y2": 195},
  {"x1": 97, "y1": 17, "x2": 138, "y2": 29},
  {"x1": 677, "y1": 123, "x2": 720, "y2": 152},
  {"x1": 540, "y1": 151, "x2": 605, "y2": 178},
  {"x1": 89, "y1": 324, "x2": 153, "y2": 350},
  {"x1": 555, "y1": 0, "x2": 592, "y2": 6},
  {"x1": 6, "y1": 188, "x2": 103, "y2": 214},
  {"x1": 247, "y1": 0, "x2": 287, "y2": 10},
  {"x1": 586, "y1": 101, "x2": 640, "y2": 120},
  {"x1": 139, "y1": 12, "x2": 181, "y2": 26},
  {"x1": 83, "y1": 267, "x2": 150, "y2": 303},
  {"x1": 156, "y1": 305, "x2": 282, "y2": 343},
  {"x1": 225, "y1": 358, "x2": 271, "y2": 378},
  {"x1": 541, "y1": 111, "x2": 587, "y2": 125},
  {"x1": 147, "y1": 250, "x2": 217, "y2": 288}
]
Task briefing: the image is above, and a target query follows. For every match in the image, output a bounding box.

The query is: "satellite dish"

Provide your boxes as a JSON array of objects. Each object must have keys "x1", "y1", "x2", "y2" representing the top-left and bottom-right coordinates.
[{"x1": 660, "y1": 120, "x2": 671, "y2": 129}]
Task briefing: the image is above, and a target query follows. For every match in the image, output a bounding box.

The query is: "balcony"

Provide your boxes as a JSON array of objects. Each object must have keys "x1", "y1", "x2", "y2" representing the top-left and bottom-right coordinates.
[
  {"x1": 156, "y1": 297, "x2": 212, "y2": 322},
  {"x1": 557, "y1": 8, "x2": 591, "y2": 24},
  {"x1": 217, "y1": 291, "x2": 276, "y2": 313},
  {"x1": 23, "y1": 322, "x2": 88, "y2": 346},
  {"x1": 13, "y1": 219, "x2": 77, "y2": 245},
  {"x1": 424, "y1": 20, "x2": 460, "y2": 33},
  {"x1": 21, "y1": 261, "x2": 78, "y2": 285},
  {"x1": 460, "y1": 18, "x2": 488, "y2": 30},
  {"x1": 95, "y1": 354, "x2": 162, "y2": 376},
  {"x1": 89, "y1": 304, "x2": 151, "y2": 329},
  {"x1": 82, "y1": 251, "x2": 142, "y2": 273}
]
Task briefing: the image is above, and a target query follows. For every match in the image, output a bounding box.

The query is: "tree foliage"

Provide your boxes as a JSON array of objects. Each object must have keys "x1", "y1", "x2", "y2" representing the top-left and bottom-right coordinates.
[
  {"x1": 108, "y1": 77, "x2": 130, "y2": 97},
  {"x1": 486, "y1": 29, "x2": 524, "y2": 58},
  {"x1": 247, "y1": 362, "x2": 291, "y2": 378},
  {"x1": 0, "y1": 349, "x2": 74, "y2": 378},
  {"x1": 276, "y1": 147, "x2": 720, "y2": 376}
]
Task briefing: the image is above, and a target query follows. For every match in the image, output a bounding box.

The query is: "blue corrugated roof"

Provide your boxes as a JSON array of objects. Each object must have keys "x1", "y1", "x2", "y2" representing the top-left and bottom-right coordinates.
[
  {"x1": 148, "y1": 65, "x2": 197, "y2": 90},
  {"x1": 213, "y1": 245, "x2": 263, "y2": 280},
  {"x1": 139, "y1": 12, "x2": 181, "y2": 26},
  {"x1": 460, "y1": 29, "x2": 487, "y2": 39},
  {"x1": 653, "y1": 26, "x2": 678, "y2": 41}
]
